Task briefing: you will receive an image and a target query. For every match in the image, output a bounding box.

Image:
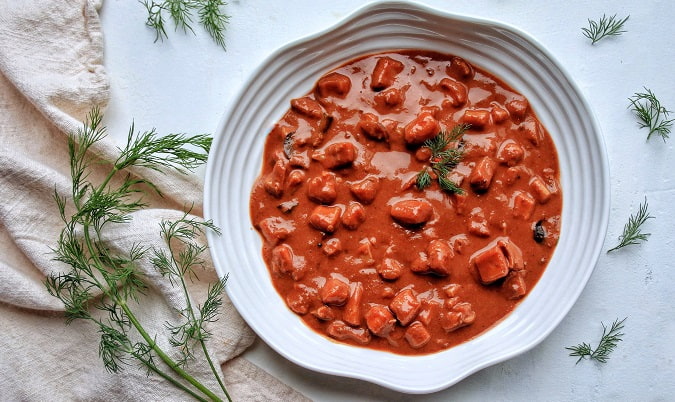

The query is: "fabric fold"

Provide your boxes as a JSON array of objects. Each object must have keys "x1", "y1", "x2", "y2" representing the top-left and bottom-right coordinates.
[{"x1": 0, "y1": 0, "x2": 308, "y2": 400}]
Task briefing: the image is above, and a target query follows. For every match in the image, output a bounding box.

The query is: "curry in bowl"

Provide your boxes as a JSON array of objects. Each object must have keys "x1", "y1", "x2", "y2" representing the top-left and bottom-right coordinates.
[{"x1": 249, "y1": 50, "x2": 561, "y2": 354}]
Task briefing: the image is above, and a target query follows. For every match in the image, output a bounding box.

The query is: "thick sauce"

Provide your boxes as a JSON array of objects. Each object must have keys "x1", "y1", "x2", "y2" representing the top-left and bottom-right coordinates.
[{"x1": 249, "y1": 51, "x2": 562, "y2": 354}]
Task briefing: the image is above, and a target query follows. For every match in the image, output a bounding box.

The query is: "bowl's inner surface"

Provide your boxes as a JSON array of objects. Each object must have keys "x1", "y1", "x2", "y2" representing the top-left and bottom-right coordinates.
[{"x1": 247, "y1": 49, "x2": 564, "y2": 356}]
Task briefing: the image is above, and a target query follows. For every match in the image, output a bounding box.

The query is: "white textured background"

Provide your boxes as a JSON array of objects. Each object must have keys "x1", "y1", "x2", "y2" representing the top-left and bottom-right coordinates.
[{"x1": 100, "y1": 1, "x2": 674, "y2": 400}]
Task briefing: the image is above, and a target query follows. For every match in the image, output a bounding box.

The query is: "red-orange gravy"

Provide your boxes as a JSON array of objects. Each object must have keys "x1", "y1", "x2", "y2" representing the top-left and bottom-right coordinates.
[{"x1": 249, "y1": 50, "x2": 562, "y2": 354}]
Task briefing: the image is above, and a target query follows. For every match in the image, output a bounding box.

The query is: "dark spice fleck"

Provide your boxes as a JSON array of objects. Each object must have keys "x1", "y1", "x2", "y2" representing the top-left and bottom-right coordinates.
[
  {"x1": 283, "y1": 132, "x2": 295, "y2": 159},
  {"x1": 534, "y1": 220, "x2": 546, "y2": 243}
]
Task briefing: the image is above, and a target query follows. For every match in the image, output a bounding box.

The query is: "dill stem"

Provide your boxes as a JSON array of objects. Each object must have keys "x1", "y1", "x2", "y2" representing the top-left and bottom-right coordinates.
[
  {"x1": 80, "y1": 219, "x2": 223, "y2": 402},
  {"x1": 121, "y1": 301, "x2": 224, "y2": 402},
  {"x1": 137, "y1": 356, "x2": 209, "y2": 402},
  {"x1": 67, "y1": 113, "x2": 226, "y2": 400},
  {"x1": 97, "y1": 166, "x2": 119, "y2": 199},
  {"x1": 199, "y1": 337, "x2": 231, "y2": 401},
  {"x1": 176, "y1": 270, "x2": 231, "y2": 401},
  {"x1": 89, "y1": 306, "x2": 209, "y2": 401}
]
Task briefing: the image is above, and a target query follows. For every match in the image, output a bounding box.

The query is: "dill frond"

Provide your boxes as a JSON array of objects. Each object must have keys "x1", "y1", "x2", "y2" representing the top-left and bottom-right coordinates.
[
  {"x1": 45, "y1": 107, "x2": 230, "y2": 401},
  {"x1": 629, "y1": 88, "x2": 674, "y2": 142},
  {"x1": 416, "y1": 168, "x2": 432, "y2": 190},
  {"x1": 415, "y1": 123, "x2": 468, "y2": 195},
  {"x1": 582, "y1": 14, "x2": 629, "y2": 44},
  {"x1": 607, "y1": 197, "x2": 654, "y2": 252},
  {"x1": 142, "y1": 0, "x2": 229, "y2": 50},
  {"x1": 197, "y1": 0, "x2": 229, "y2": 50},
  {"x1": 567, "y1": 318, "x2": 627, "y2": 364}
]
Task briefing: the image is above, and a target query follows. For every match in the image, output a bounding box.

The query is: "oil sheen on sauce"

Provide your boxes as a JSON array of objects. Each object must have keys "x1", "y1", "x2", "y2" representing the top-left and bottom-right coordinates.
[{"x1": 249, "y1": 50, "x2": 562, "y2": 355}]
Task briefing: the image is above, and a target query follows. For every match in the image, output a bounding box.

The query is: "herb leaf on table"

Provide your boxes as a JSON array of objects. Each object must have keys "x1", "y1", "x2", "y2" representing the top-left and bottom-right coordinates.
[
  {"x1": 607, "y1": 197, "x2": 654, "y2": 253},
  {"x1": 566, "y1": 318, "x2": 627, "y2": 364},
  {"x1": 143, "y1": 0, "x2": 230, "y2": 50},
  {"x1": 629, "y1": 88, "x2": 674, "y2": 142},
  {"x1": 46, "y1": 107, "x2": 231, "y2": 402},
  {"x1": 582, "y1": 14, "x2": 629, "y2": 44}
]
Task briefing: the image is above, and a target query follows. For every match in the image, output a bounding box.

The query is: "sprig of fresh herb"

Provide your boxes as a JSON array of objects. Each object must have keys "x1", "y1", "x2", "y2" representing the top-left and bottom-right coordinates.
[
  {"x1": 143, "y1": 0, "x2": 229, "y2": 50},
  {"x1": 566, "y1": 318, "x2": 627, "y2": 364},
  {"x1": 629, "y1": 88, "x2": 674, "y2": 142},
  {"x1": 607, "y1": 197, "x2": 654, "y2": 253},
  {"x1": 582, "y1": 14, "x2": 629, "y2": 44},
  {"x1": 152, "y1": 216, "x2": 226, "y2": 378},
  {"x1": 416, "y1": 124, "x2": 469, "y2": 194},
  {"x1": 46, "y1": 107, "x2": 230, "y2": 401}
]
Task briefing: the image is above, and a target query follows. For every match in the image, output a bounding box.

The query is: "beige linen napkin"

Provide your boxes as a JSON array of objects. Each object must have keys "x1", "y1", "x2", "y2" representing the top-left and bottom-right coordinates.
[{"x1": 0, "y1": 0, "x2": 308, "y2": 400}]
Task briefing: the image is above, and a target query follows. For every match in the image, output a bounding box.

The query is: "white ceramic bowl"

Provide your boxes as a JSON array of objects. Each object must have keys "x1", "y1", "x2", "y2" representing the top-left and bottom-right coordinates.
[{"x1": 204, "y1": 0, "x2": 609, "y2": 394}]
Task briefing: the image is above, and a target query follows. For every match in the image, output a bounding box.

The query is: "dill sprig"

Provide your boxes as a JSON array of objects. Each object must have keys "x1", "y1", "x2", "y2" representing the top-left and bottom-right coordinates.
[
  {"x1": 45, "y1": 107, "x2": 231, "y2": 402},
  {"x1": 143, "y1": 0, "x2": 230, "y2": 50},
  {"x1": 152, "y1": 216, "x2": 226, "y2": 374},
  {"x1": 198, "y1": 0, "x2": 229, "y2": 49},
  {"x1": 607, "y1": 197, "x2": 654, "y2": 253},
  {"x1": 566, "y1": 318, "x2": 627, "y2": 364},
  {"x1": 582, "y1": 14, "x2": 629, "y2": 45},
  {"x1": 629, "y1": 88, "x2": 674, "y2": 142},
  {"x1": 415, "y1": 124, "x2": 468, "y2": 194}
]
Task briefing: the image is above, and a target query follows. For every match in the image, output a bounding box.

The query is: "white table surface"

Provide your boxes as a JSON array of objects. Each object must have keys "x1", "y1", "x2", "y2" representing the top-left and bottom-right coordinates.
[{"x1": 99, "y1": 1, "x2": 674, "y2": 400}]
